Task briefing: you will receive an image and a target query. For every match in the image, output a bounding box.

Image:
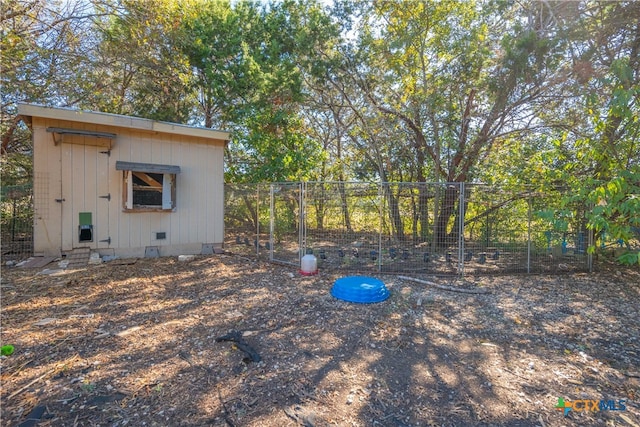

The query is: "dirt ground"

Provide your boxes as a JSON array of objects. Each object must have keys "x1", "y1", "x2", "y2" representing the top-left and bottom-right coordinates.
[{"x1": 1, "y1": 254, "x2": 639, "y2": 427}]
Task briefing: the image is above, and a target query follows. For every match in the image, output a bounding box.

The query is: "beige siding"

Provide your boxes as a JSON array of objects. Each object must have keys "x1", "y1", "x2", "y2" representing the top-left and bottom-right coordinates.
[{"x1": 28, "y1": 110, "x2": 227, "y2": 258}]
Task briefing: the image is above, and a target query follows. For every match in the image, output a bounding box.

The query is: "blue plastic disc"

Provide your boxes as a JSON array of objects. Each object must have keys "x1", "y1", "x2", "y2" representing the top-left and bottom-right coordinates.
[{"x1": 331, "y1": 276, "x2": 390, "y2": 303}]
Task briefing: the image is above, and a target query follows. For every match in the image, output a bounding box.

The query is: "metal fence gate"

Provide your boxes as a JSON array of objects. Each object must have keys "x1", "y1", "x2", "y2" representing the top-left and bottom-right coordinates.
[{"x1": 224, "y1": 182, "x2": 594, "y2": 276}]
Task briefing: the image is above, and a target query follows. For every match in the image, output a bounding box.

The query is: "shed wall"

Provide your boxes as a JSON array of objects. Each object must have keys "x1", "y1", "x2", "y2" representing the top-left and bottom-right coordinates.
[{"x1": 32, "y1": 117, "x2": 225, "y2": 258}]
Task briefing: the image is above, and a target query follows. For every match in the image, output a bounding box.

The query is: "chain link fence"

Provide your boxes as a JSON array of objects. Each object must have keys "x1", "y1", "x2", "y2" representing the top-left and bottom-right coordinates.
[{"x1": 224, "y1": 182, "x2": 594, "y2": 276}]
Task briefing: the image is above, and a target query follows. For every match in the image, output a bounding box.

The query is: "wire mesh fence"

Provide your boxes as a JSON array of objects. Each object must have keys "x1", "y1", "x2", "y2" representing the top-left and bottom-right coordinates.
[
  {"x1": 1, "y1": 184, "x2": 34, "y2": 262},
  {"x1": 1, "y1": 180, "x2": 613, "y2": 274},
  {"x1": 224, "y1": 182, "x2": 594, "y2": 276}
]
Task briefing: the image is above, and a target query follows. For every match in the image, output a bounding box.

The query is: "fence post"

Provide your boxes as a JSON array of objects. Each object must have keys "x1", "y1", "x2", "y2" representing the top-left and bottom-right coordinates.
[
  {"x1": 269, "y1": 184, "x2": 275, "y2": 261},
  {"x1": 527, "y1": 195, "x2": 532, "y2": 273},
  {"x1": 458, "y1": 182, "x2": 465, "y2": 277},
  {"x1": 378, "y1": 182, "x2": 383, "y2": 273},
  {"x1": 256, "y1": 184, "x2": 260, "y2": 256},
  {"x1": 588, "y1": 215, "x2": 594, "y2": 273},
  {"x1": 299, "y1": 181, "x2": 306, "y2": 262},
  {"x1": 12, "y1": 198, "x2": 17, "y2": 241}
]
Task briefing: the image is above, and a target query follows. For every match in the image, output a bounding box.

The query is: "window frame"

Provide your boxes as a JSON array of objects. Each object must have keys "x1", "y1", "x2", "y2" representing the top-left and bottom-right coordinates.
[{"x1": 115, "y1": 161, "x2": 180, "y2": 212}]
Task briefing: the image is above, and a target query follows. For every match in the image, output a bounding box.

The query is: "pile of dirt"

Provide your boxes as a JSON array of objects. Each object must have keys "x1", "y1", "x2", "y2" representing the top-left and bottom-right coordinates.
[{"x1": 1, "y1": 255, "x2": 638, "y2": 426}]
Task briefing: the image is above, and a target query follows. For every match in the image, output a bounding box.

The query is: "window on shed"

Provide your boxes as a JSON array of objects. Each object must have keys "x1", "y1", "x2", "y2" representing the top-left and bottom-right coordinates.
[{"x1": 116, "y1": 161, "x2": 179, "y2": 212}]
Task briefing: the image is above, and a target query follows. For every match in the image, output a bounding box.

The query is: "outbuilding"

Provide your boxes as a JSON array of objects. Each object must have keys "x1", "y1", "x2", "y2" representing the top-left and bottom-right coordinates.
[{"x1": 18, "y1": 103, "x2": 230, "y2": 259}]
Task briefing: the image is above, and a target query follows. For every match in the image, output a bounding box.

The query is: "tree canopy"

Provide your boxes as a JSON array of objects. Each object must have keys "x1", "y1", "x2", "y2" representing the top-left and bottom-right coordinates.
[{"x1": 2, "y1": 0, "x2": 638, "y2": 261}]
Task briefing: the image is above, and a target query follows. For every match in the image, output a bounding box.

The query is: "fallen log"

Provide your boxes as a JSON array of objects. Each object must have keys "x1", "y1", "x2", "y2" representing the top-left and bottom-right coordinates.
[{"x1": 398, "y1": 275, "x2": 491, "y2": 295}]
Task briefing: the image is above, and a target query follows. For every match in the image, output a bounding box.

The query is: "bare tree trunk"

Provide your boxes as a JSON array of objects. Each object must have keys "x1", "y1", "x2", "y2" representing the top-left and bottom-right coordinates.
[
  {"x1": 434, "y1": 184, "x2": 459, "y2": 249},
  {"x1": 418, "y1": 185, "x2": 430, "y2": 241},
  {"x1": 314, "y1": 183, "x2": 325, "y2": 230},
  {"x1": 242, "y1": 193, "x2": 258, "y2": 231},
  {"x1": 338, "y1": 180, "x2": 352, "y2": 232},
  {"x1": 383, "y1": 183, "x2": 405, "y2": 241}
]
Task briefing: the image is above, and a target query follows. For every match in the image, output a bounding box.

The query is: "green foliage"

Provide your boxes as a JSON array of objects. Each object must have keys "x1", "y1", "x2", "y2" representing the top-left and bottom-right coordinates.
[
  {"x1": 1, "y1": 0, "x2": 94, "y2": 164},
  {"x1": 1, "y1": 345, "x2": 15, "y2": 356},
  {"x1": 478, "y1": 2, "x2": 640, "y2": 267},
  {"x1": 3, "y1": 0, "x2": 336, "y2": 185},
  {"x1": 585, "y1": 171, "x2": 640, "y2": 245},
  {"x1": 617, "y1": 251, "x2": 640, "y2": 266},
  {"x1": 178, "y1": 0, "x2": 336, "y2": 182},
  {"x1": 227, "y1": 107, "x2": 325, "y2": 183},
  {"x1": 87, "y1": 0, "x2": 196, "y2": 122}
]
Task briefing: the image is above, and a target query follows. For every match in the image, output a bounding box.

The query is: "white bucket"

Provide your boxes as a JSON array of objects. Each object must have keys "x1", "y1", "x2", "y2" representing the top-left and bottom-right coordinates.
[{"x1": 300, "y1": 254, "x2": 318, "y2": 275}]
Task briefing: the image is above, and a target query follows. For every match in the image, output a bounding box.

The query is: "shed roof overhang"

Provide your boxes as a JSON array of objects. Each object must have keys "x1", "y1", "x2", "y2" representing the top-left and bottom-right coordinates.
[{"x1": 17, "y1": 103, "x2": 230, "y2": 143}]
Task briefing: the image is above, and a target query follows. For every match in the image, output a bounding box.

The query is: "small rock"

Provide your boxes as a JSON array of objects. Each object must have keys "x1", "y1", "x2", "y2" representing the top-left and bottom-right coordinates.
[
  {"x1": 225, "y1": 310, "x2": 243, "y2": 319},
  {"x1": 528, "y1": 362, "x2": 535, "y2": 370},
  {"x1": 178, "y1": 255, "x2": 195, "y2": 262},
  {"x1": 88, "y1": 252, "x2": 102, "y2": 264}
]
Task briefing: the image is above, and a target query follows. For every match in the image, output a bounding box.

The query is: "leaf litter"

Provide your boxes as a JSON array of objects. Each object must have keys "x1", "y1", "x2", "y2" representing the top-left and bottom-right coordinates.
[{"x1": 1, "y1": 255, "x2": 639, "y2": 426}]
